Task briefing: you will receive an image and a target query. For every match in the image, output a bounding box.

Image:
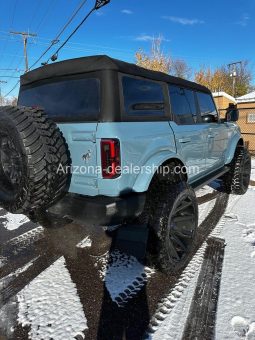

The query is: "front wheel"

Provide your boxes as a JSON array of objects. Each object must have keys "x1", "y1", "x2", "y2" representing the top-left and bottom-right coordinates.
[
  {"x1": 221, "y1": 146, "x2": 251, "y2": 195},
  {"x1": 146, "y1": 182, "x2": 198, "y2": 274}
]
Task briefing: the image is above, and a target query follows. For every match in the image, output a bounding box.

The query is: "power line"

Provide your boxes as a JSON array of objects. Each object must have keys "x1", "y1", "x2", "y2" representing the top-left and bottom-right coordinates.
[
  {"x1": 0, "y1": 68, "x2": 22, "y2": 72},
  {"x1": 4, "y1": 0, "x2": 111, "y2": 98},
  {"x1": 29, "y1": 0, "x2": 88, "y2": 70},
  {"x1": 0, "y1": 76, "x2": 20, "y2": 78},
  {"x1": 49, "y1": 0, "x2": 111, "y2": 63},
  {"x1": 10, "y1": 0, "x2": 18, "y2": 30},
  {"x1": 34, "y1": 0, "x2": 58, "y2": 33}
]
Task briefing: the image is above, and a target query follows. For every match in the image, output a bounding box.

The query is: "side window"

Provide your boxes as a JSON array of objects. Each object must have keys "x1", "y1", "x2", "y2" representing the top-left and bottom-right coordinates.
[
  {"x1": 168, "y1": 85, "x2": 197, "y2": 125},
  {"x1": 122, "y1": 76, "x2": 165, "y2": 116},
  {"x1": 197, "y1": 92, "x2": 219, "y2": 123}
]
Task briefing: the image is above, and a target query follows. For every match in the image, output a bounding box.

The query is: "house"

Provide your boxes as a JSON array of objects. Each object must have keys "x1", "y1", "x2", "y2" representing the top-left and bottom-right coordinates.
[
  {"x1": 236, "y1": 92, "x2": 255, "y2": 154},
  {"x1": 213, "y1": 91, "x2": 236, "y2": 114},
  {"x1": 213, "y1": 91, "x2": 255, "y2": 154}
]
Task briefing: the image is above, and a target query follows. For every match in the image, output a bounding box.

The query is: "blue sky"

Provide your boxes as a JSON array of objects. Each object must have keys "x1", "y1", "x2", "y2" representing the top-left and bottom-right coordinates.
[{"x1": 0, "y1": 0, "x2": 254, "y2": 97}]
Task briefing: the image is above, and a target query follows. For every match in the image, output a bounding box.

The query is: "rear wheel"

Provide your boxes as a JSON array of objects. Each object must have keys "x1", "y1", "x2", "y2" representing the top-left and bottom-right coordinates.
[{"x1": 144, "y1": 178, "x2": 198, "y2": 274}]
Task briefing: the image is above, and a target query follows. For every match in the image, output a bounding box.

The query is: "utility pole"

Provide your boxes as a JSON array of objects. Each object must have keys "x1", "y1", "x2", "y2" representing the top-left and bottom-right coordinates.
[
  {"x1": 10, "y1": 31, "x2": 37, "y2": 73},
  {"x1": 0, "y1": 80, "x2": 7, "y2": 106},
  {"x1": 228, "y1": 61, "x2": 242, "y2": 98}
]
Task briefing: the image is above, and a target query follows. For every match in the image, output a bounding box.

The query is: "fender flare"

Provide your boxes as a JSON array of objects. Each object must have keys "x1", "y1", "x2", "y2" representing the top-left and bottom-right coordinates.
[
  {"x1": 225, "y1": 136, "x2": 244, "y2": 165},
  {"x1": 133, "y1": 151, "x2": 186, "y2": 192}
]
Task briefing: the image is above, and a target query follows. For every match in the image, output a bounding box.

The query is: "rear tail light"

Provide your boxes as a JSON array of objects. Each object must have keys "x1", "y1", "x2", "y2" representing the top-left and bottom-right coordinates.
[{"x1": 101, "y1": 139, "x2": 121, "y2": 179}]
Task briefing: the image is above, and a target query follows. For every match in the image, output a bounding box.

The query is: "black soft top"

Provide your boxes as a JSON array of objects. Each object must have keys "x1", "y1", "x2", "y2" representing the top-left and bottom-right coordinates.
[{"x1": 21, "y1": 55, "x2": 210, "y2": 93}]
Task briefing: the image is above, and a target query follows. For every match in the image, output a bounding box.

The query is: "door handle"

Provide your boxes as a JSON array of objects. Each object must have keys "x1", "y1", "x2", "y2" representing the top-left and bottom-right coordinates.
[
  {"x1": 208, "y1": 135, "x2": 214, "y2": 138},
  {"x1": 179, "y1": 138, "x2": 191, "y2": 143}
]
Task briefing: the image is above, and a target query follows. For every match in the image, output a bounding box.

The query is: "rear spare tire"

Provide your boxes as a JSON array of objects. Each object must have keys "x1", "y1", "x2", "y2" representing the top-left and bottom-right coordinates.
[{"x1": 0, "y1": 106, "x2": 70, "y2": 215}]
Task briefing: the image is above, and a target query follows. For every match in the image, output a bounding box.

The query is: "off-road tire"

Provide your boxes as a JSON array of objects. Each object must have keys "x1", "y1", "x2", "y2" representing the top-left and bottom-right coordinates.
[
  {"x1": 145, "y1": 180, "x2": 198, "y2": 274},
  {"x1": 0, "y1": 106, "x2": 70, "y2": 215},
  {"x1": 221, "y1": 146, "x2": 251, "y2": 195}
]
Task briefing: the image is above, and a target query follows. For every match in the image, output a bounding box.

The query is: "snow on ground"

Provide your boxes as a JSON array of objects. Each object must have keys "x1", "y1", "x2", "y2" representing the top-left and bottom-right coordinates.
[
  {"x1": 251, "y1": 158, "x2": 255, "y2": 182},
  {"x1": 149, "y1": 190, "x2": 254, "y2": 340},
  {"x1": 17, "y1": 257, "x2": 87, "y2": 340},
  {"x1": 146, "y1": 245, "x2": 207, "y2": 339},
  {"x1": 76, "y1": 236, "x2": 92, "y2": 249},
  {"x1": 0, "y1": 257, "x2": 39, "y2": 292},
  {"x1": 195, "y1": 185, "x2": 215, "y2": 198},
  {"x1": 0, "y1": 256, "x2": 7, "y2": 268},
  {"x1": 215, "y1": 189, "x2": 255, "y2": 340},
  {"x1": 0, "y1": 210, "x2": 30, "y2": 230},
  {"x1": 95, "y1": 250, "x2": 155, "y2": 305},
  {"x1": 198, "y1": 198, "x2": 216, "y2": 226}
]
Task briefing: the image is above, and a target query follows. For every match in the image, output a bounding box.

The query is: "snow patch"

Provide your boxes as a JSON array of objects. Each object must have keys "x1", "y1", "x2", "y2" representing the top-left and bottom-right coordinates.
[
  {"x1": 196, "y1": 186, "x2": 215, "y2": 198},
  {"x1": 95, "y1": 250, "x2": 155, "y2": 305},
  {"x1": 216, "y1": 189, "x2": 255, "y2": 339},
  {"x1": 231, "y1": 316, "x2": 255, "y2": 339},
  {"x1": 76, "y1": 236, "x2": 92, "y2": 249},
  {"x1": 231, "y1": 316, "x2": 250, "y2": 337},
  {"x1": 0, "y1": 212, "x2": 30, "y2": 230},
  {"x1": 17, "y1": 256, "x2": 87, "y2": 340},
  {"x1": 198, "y1": 198, "x2": 217, "y2": 226},
  {"x1": 242, "y1": 226, "x2": 255, "y2": 247},
  {"x1": 0, "y1": 256, "x2": 7, "y2": 268}
]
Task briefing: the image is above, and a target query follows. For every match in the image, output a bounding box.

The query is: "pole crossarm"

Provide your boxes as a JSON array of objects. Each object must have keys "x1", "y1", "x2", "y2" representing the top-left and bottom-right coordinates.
[{"x1": 10, "y1": 31, "x2": 37, "y2": 72}]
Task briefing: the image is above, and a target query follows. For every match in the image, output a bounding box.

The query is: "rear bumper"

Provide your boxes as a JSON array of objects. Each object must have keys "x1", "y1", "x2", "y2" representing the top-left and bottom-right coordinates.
[{"x1": 48, "y1": 192, "x2": 146, "y2": 225}]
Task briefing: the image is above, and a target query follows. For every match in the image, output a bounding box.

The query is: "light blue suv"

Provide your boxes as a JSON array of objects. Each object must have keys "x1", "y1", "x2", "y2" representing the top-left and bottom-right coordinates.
[{"x1": 0, "y1": 55, "x2": 251, "y2": 272}]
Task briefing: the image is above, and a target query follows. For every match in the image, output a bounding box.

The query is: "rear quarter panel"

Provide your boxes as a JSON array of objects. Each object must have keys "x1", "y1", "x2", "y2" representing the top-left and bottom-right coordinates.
[{"x1": 96, "y1": 122, "x2": 181, "y2": 196}]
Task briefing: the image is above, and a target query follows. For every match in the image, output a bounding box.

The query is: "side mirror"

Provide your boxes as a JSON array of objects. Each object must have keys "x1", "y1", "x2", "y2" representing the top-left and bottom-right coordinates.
[
  {"x1": 226, "y1": 109, "x2": 239, "y2": 122},
  {"x1": 202, "y1": 114, "x2": 216, "y2": 123}
]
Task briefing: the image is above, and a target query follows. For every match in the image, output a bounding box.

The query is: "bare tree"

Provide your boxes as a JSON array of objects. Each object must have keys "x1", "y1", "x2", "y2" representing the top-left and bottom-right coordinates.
[
  {"x1": 135, "y1": 36, "x2": 191, "y2": 79},
  {"x1": 194, "y1": 61, "x2": 254, "y2": 97}
]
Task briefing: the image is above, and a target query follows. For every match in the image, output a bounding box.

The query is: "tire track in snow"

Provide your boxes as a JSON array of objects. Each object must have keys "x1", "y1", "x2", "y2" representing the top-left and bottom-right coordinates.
[{"x1": 145, "y1": 193, "x2": 241, "y2": 339}]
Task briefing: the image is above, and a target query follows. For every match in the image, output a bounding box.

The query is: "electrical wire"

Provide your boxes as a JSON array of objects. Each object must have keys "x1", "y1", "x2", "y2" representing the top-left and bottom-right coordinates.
[
  {"x1": 4, "y1": 0, "x2": 111, "y2": 97},
  {"x1": 48, "y1": 7, "x2": 95, "y2": 63},
  {"x1": 3, "y1": 0, "x2": 88, "y2": 98},
  {"x1": 29, "y1": 0, "x2": 88, "y2": 70},
  {"x1": 10, "y1": 0, "x2": 18, "y2": 30},
  {"x1": 34, "y1": 0, "x2": 58, "y2": 33}
]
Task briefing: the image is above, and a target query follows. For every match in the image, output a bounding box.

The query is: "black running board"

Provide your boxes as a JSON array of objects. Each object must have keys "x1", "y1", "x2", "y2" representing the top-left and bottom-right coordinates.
[{"x1": 190, "y1": 166, "x2": 230, "y2": 191}]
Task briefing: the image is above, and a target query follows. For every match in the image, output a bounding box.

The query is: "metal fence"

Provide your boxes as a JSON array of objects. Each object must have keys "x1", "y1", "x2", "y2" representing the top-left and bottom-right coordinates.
[{"x1": 219, "y1": 107, "x2": 255, "y2": 155}]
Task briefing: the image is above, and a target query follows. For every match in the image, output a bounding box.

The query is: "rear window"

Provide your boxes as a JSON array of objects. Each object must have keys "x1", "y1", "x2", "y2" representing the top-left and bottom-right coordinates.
[
  {"x1": 18, "y1": 78, "x2": 100, "y2": 122},
  {"x1": 122, "y1": 76, "x2": 165, "y2": 116}
]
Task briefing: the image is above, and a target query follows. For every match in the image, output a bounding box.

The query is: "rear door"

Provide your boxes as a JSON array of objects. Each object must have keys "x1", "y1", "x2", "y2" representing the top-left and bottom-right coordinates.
[
  {"x1": 168, "y1": 85, "x2": 207, "y2": 182},
  {"x1": 57, "y1": 123, "x2": 99, "y2": 196},
  {"x1": 196, "y1": 92, "x2": 228, "y2": 171}
]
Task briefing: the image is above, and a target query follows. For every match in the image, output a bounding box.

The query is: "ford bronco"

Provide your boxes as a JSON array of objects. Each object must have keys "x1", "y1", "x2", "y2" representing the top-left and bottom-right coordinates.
[{"x1": 0, "y1": 55, "x2": 251, "y2": 272}]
